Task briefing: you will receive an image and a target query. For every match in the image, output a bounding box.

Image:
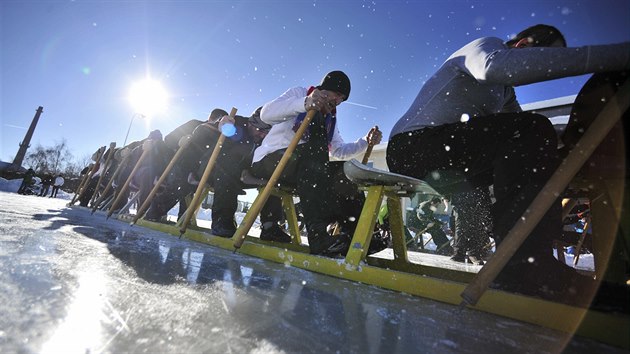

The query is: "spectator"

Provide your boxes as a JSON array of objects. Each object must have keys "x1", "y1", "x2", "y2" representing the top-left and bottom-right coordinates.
[{"x1": 50, "y1": 174, "x2": 64, "y2": 198}]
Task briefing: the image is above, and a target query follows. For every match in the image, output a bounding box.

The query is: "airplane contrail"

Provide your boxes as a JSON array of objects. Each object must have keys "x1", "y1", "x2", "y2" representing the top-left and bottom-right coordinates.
[
  {"x1": 344, "y1": 101, "x2": 378, "y2": 110},
  {"x1": 3, "y1": 124, "x2": 27, "y2": 130}
]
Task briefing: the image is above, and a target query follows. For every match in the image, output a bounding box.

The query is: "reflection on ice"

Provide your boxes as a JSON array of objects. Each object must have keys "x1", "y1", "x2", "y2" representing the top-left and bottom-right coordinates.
[{"x1": 41, "y1": 270, "x2": 107, "y2": 354}]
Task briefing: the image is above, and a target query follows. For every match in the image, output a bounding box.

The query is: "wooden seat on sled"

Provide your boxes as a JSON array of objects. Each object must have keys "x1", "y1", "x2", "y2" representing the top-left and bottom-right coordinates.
[{"x1": 343, "y1": 158, "x2": 439, "y2": 197}]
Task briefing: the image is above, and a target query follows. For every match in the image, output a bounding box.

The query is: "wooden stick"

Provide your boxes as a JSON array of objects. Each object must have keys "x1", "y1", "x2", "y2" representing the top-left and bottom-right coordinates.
[
  {"x1": 179, "y1": 107, "x2": 238, "y2": 235},
  {"x1": 106, "y1": 140, "x2": 154, "y2": 219},
  {"x1": 131, "y1": 136, "x2": 192, "y2": 225},
  {"x1": 460, "y1": 79, "x2": 630, "y2": 306},
  {"x1": 573, "y1": 216, "x2": 591, "y2": 266},
  {"x1": 89, "y1": 142, "x2": 117, "y2": 207},
  {"x1": 233, "y1": 109, "x2": 317, "y2": 249},
  {"x1": 176, "y1": 185, "x2": 210, "y2": 228},
  {"x1": 68, "y1": 146, "x2": 106, "y2": 206},
  {"x1": 91, "y1": 154, "x2": 131, "y2": 214},
  {"x1": 68, "y1": 168, "x2": 91, "y2": 206},
  {"x1": 361, "y1": 125, "x2": 378, "y2": 165},
  {"x1": 332, "y1": 130, "x2": 379, "y2": 236}
]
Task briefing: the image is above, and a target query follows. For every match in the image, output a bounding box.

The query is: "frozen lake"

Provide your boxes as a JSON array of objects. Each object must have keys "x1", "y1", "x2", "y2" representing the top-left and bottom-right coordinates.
[{"x1": 0, "y1": 190, "x2": 624, "y2": 353}]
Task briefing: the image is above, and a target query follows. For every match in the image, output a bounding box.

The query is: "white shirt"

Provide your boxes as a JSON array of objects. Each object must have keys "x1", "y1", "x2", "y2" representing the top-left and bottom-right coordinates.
[
  {"x1": 54, "y1": 176, "x2": 64, "y2": 187},
  {"x1": 253, "y1": 86, "x2": 368, "y2": 163}
]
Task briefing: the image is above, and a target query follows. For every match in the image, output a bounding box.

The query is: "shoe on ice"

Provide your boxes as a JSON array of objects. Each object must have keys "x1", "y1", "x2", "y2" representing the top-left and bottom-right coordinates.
[
  {"x1": 450, "y1": 252, "x2": 469, "y2": 263},
  {"x1": 466, "y1": 253, "x2": 485, "y2": 265},
  {"x1": 211, "y1": 217, "x2": 236, "y2": 238},
  {"x1": 436, "y1": 244, "x2": 454, "y2": 256},
  {"x1": 367, "y1": 231, "x2": 390, "y2": 254},
  {"x1": 260, "y1": 223, "x2": 292, "y2": 243},
  {"x1": 308, "y1": 223, "x2": 350, "y2": 257}
]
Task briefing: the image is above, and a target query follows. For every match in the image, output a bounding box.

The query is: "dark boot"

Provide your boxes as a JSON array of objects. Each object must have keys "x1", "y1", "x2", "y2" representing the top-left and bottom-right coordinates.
[
  {"x1": 211, "y1": 215, "x2": 236, "y2": 238},
  {"x1": 307, "y1": 223, "x2": 350, "y2": 257},
  {"x1": 260, "y1": 223, "x2": 292, "y2": 243}
]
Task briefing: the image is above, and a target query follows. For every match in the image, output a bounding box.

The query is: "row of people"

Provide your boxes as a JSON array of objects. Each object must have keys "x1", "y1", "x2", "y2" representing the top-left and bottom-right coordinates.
[
  {"x1": 79, "y1": 23, "x2": 628, "y2": 302},
  {"x1": 16, "y1": 168, "x2": 65, "y2": 198}
]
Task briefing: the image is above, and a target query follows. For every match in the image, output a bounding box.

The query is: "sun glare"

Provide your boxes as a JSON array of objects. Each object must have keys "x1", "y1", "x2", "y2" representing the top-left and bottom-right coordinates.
[{"x1": 128, "y1": 79, "x2": 168, "y2": 116}]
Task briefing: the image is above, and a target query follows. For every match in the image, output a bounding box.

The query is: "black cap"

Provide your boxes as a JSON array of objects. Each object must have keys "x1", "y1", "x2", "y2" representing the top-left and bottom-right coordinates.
[
  {"x1": 208, "y1": 108, "x2": 228, "y2": 124},
  {"x1": 318, "y1": 70, "x2": 350, "y2": 101}
]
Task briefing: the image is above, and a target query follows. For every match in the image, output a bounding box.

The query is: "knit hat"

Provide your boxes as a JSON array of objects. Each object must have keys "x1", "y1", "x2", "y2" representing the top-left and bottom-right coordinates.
[
  {"x1": 318, "y1": 70, "x2": 351, "y2": 101},
  {"x1": 148, "y1": 129, "x2": 162, "y2": 141}
]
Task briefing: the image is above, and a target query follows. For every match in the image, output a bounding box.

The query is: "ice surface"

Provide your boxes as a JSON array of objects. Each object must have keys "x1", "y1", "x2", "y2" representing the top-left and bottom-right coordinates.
[{"x1": 0, "y1": 185, "x2": 620, "y2": 353}]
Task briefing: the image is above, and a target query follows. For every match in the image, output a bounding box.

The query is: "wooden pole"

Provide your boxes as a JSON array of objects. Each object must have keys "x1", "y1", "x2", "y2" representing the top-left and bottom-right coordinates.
[
  {"x1": 68, "y1": 146, "x2": 105, "y2": 206},
  {"x1": 89, "y1": 142, "x2": 117, "y2": 207},
  {"x1": 332, "y1": 127, "x2": 378, "y2": 236},
  {"x1": 233, "y1": 109, "x2": 317, "y2": 249},
  {"x1": 106, "y1": 140, "x2": 154, "y2": 219},
  {"x1": 179, "y1": 107, "x2": 238, "y2": 235},
  {"x1": 131, "y1": 136, "x2": 192, "y2": 225},
  {"x1": 460, "y1": 80, "x2": 630, "y2": 306},
  {"x1": 361, "y1": 125, "x2": 378, "y2": 165},
  {"x1": 68, "y1": 168, "x2": 91, "y2": 206},
  {"x1": 91, "y1": 154, "x2": 131, "y2": 214}
]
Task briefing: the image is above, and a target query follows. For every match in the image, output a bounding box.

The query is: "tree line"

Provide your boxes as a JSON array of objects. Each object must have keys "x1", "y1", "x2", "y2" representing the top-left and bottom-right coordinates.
[{"x1": 22, "y1": 139, "x2": 92, "y2": 178}]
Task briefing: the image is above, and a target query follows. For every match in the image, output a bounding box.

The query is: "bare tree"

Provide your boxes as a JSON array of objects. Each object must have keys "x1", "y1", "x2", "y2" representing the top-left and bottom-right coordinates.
[
  {"x1": 63, "y1": 153, "x2": 92, "y2": 177},
  {"x1": 24, "y1": 139, "x2": 73, "y2": 175},
  {"x1": 49, "y1": 139, "x2": 71, "y2": 174},
  {"x1": 24, "y1": 145, "x2": 49, "y2": 173}
]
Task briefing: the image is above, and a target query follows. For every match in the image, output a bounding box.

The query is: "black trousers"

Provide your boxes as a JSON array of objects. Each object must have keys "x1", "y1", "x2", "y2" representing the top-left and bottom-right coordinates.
[
  {"x1": 251, "y1": 113, "x2": 364, "y2": 233},
  {"x1": 146, "y1": 127, "x2": 220, "y2": 220},
  {"x1": 450, "y1": 187, "x2": 493, "y2": 256},
  {"x1": 387, "y1": 112, "x2": 561, "y2": 261},
  {"x1": 210, "y1": 142, "x2": 279, "y2": 225}
]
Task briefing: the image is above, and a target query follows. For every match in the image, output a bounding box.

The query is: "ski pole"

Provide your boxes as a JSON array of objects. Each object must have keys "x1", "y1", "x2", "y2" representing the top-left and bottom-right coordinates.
[
  {"x1": 233, "y1": 109, "x2": 317, "y2": 250},
  {"x1": 106, "y1": 140, "x2": 154, "y2": 219},
  {"x1": 460, "y1": 79, "x2": 630, "y2": 307},
  {"x1": 131, "y1": 135, "x2": 193, "y2": 225},
  {"x1": 179, "y1": 107, "x2": 238, "y2": 236},
  {"x1": 89, "y1": 142, "x2": 117, "y2": 207}
]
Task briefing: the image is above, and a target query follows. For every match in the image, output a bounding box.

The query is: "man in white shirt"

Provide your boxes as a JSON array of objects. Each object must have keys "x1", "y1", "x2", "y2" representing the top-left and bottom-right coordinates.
[{"x1": 251, "y1": 71, "x2": 381, "y2": 257}]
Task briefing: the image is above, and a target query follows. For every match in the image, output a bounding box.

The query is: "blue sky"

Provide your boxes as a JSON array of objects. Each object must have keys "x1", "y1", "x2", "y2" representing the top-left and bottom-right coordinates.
[{"x1": 2, "y1": 0, "x2": 629, "y2": 163}]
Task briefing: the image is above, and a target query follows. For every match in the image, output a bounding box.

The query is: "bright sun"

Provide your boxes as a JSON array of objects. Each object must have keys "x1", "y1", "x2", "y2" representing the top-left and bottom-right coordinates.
[{"x1": 128, "y1": 79, "x2": 169, "y2": 116}]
